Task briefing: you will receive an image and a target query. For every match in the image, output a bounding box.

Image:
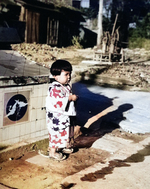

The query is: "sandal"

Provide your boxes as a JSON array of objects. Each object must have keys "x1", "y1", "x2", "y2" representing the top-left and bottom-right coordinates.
[
  {"x1": 38, "y1": 150, "x2": 66, "y2": 161},
  {"x1": 62, "y1": 148, "x2": 74, "y2": 154},
  {"x1": 38, "y1": 150, "x2": 49, "y2": 158},
  {"x1": 49, "y1": 152, "x2": 66, "y2": 161}
]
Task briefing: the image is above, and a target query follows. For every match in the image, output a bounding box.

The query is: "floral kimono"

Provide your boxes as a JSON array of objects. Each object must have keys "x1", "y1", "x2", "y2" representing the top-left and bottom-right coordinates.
[{"x1": 46, "y1": 81, "x2": 76, "y2": 149}]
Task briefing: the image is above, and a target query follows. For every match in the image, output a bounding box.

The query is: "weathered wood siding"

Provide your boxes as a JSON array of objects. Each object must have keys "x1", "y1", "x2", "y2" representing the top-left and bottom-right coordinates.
[
  {"x1": 18, "y1": 3, "x2": 83, "y2": 47},
  {"x1": 20, "y1": 7, "x2": 40, "y2": 43},
  {"x1": 26, "y1": 10, "x2": 40, "y2": 43}
]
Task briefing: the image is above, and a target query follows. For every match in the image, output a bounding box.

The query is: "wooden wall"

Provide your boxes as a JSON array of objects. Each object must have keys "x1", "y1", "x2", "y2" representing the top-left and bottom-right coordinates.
[
  {"x1": 19, "y1": 5, "x2": 80, "y2": 47},
  {"x1": 20, "y1": 7, "x2": 40, "y2": 43}
]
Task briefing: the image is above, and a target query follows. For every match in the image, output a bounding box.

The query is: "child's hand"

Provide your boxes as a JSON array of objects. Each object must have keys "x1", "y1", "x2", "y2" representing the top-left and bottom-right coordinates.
[{"x1": 69, "y1": 94, "x2": 78, "y2": 101}]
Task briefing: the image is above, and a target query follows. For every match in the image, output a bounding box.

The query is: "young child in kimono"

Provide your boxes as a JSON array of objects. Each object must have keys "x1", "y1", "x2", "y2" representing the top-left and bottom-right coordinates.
[{"x1": 46, "y1": 59, "x2": 78, "y2": 161}]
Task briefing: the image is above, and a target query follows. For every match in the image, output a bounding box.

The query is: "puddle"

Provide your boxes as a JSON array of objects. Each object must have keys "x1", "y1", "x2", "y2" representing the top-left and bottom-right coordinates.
[
  {"x1": 80, "y1": 144, "x2": 150, "y2": 182},
  {"x1": 125, "y1": 144, "x2": 150, "y2": 163},
  {"x1": 81, "y1": 160, "x2": 130, "y2": 182}
]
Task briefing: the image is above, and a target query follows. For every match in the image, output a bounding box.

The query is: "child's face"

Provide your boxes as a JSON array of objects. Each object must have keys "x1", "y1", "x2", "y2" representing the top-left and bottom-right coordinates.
[{"x1": 54, "y1": 70, "x2": 71, "y2": 84}]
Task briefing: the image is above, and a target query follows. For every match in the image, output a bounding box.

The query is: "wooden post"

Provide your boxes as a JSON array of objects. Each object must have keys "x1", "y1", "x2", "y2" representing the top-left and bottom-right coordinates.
[
  {"x1": 97, "y1": 0, "x2": 103, "y2": 47},
  {"x1": 19, "y1": 6, "x2": 26, "y2": 21},
  {"x1": 47, "y1": 17, "x2": 50, "y2": 44},
  {"x1": 111, "y1": 14, "x2": 118, "y2": 36}
]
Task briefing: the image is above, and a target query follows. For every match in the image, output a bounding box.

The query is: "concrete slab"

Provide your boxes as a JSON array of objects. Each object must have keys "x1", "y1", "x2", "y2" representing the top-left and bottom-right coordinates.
[
  {"x1": 0, "y1": 50, "x2": 49, "y2": 77},
  {"x1": 26, "y1": 154, "x2": 50, "y2": 167},
  {"x1": 92, "y1": 134, "x2": 144, "y2": 160},
  {"x1": 61, "y1": 136, "x2": 150, "y2": 189},
  {"x1": 0, "y1": 65, "x2": 6, "y2": 75},
  {"x1": 81, "y1": 60, "x2": 112, "y2": 65},
  {"x1": 92, "y1": 134, "x2": 133, "y2": 154},
  {"x1": 86, "y1": 85, "x2": 150, "y2": 134},
  {"x1": 61, "y1": 156, "x2": 150, "y2": 189}
]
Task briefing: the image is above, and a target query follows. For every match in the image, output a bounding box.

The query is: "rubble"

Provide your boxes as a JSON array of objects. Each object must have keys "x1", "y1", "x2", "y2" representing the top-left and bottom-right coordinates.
[
  {"x1": 99, "y1": 62, "x2": 150, "y2": 90},
  {"x1": 11, "y1": 43, "x2": 86, "y2": 67},
  {"x1": 11, "y1": 43, "x2": 150, "y2": 92}
]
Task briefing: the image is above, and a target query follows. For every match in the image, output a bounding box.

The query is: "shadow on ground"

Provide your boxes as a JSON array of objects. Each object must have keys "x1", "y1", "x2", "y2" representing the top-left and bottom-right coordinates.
[{"x1": 72, "y1": 82, "x2": 133, "y2": 149}]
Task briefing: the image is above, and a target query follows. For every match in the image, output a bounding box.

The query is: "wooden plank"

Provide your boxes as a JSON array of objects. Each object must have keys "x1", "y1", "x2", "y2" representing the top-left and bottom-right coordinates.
[
  {"x1": 56, "y1": 20, "x2": 59, "y2": 44},
  {"x1": 47, "y1": 17, "x2": 50, "y2": 44},
  {"x1": 25, "y1": 9, "x2": 29, "y2": 42},
  {"x1": 25, "y1": 8, "x2": 27, "y2": 42},
  {"x1": 49, "y1": 19, "x2": 52, "y2": 44},
  {"x1": 28, "y1": 10, "x2": 32, "y2": 43},
  {"x1": 26, "y1": 10, "x2": 32, "y2": 43},
  {"x1": 25, "y1": 10, "x2": 40, "y2": 43},
  {"x1": 35, "y1": 13, "x2": 40, "y2": 43},
  {"x1": 19, "y1": 6, "x2": 26, "y2": 21},
  {"x1": 32, "y1": 11, "x2": 36, "y2": 42}
]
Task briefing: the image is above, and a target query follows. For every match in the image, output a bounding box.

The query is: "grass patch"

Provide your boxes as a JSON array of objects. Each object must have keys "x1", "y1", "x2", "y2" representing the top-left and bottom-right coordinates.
[{"x1": 129, "y1": 37, "x2": 150, "y2": 50}]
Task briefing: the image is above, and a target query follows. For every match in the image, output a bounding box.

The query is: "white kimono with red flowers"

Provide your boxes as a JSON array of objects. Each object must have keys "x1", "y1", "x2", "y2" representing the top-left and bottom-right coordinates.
[{"x1": 46, "y1": 81, "x2": 76, "y2": 148}]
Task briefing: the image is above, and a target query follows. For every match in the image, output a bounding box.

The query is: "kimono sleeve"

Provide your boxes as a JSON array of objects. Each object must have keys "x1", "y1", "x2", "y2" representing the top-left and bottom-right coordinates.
[{"x1": 46, "y1": 84, "x2": 69, "y2": 113}]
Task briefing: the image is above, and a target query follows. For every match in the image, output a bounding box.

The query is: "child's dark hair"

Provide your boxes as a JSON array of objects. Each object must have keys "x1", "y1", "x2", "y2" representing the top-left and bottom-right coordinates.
[{"x1": 50, "y1": 59, "x2": 72, "y2": 76}]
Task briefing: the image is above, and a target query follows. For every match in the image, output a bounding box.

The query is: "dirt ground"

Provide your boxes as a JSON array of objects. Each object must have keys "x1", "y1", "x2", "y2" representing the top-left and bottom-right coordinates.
[
  {"x1": 0, "y1": 128, "x2": 150, "y2": 189},
  {"x1": 0, "y1": 43, "x2": 150, "y2": 189}
]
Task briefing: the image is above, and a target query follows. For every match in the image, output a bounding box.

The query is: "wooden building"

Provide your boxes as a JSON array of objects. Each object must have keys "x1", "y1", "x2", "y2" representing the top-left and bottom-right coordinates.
[{"x1": 15, "y1": 0, "x2": 85, "y2": 47}]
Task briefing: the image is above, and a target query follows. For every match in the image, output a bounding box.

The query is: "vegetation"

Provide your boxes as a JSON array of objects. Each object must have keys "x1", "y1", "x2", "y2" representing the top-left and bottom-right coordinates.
[
  {"x1": 71, "y1": 36, "x2": 83, "y2": 49},
  {"x1": 103, "y1": 0, "x2": 150, "y2": 49},
  {"x1": 128, "y1": 12, "x2": 150, "y2": 49},
  {"x1": 80, "y1": 7, "x2": 98, "y2": 19},
  {"x1": 2, "y1": 0, "x2": 150, "y2": 49},
  {"x1": 128, "y1": 38, "x2": 150, "y2": 50}
]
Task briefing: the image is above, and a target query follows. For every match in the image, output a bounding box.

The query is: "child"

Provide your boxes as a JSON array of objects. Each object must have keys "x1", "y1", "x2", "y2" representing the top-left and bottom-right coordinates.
[{"x1": 46, "y1": 59, "x2": 78, "y2": 161}]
